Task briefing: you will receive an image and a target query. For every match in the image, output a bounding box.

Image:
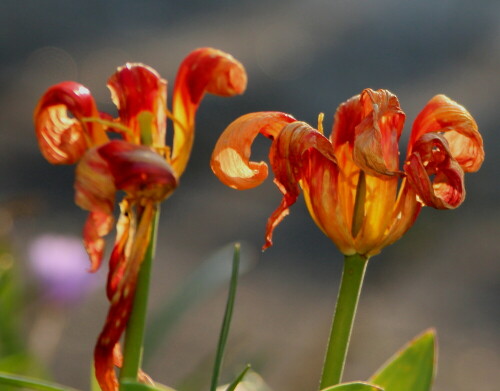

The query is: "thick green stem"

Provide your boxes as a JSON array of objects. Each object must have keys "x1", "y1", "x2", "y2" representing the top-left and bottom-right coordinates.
[
  {"x1": 319, "y1": 253, "x2": 368, "y2": 389},
  {"x1": 120, "y1": 208, "x2": 160, "y2": 385}
]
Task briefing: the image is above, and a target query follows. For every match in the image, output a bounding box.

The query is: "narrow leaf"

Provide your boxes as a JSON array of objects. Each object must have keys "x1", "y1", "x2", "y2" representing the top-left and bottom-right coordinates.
[
  {"x1": 369, "y1": 329, "x2": 436, "y2": 391},
  {"x1": 210, "y1": 244, "x2": 241, "y2": 391},
  {"x1": 120, "y1": 379, "x2": 176, "y2": 391},
  {"x1": 321, "y1": 382, "x2": 383, "y2": 391},
  {"x1": 216, "y1": 370, "x2": 272, "y2": 391},
  {"x1": 226, "y1": 364, "x2": 251, "y2": 391},
  {"x1": 144, "y1": 242, "x2": 256, "y2": 362},
  {"x1": 0, "y1": 371, "x2": 82, "y2": 391}
]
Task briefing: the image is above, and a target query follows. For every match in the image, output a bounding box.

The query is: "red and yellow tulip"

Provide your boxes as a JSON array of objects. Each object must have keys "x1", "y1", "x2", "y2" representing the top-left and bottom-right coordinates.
[
  {"x1": 34, "y1": 48, "x2": 247, "y2": 391},
  {"x1": 211, "y1": 89, "x2": 484, "y2": 257}
]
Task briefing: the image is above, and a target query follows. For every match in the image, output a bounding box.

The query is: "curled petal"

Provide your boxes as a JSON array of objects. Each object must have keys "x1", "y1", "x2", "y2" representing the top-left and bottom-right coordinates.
[
  {"x1": 34, "y1": 82, "x2": 107, "y2": 164},
  {"x1": 405, "y1": 133, "x2": 465, "y2": 209},
  {"x1": 172, "y1": 47, "x2": 248, "y2": 176},
  {"x1": 108, "y1": 64, "x2": 167, "y2": 146},
  {"x1": 353, "y1": 89, "x2": 405, "y2": 176},
  {"x1": 97, "y1": 140, "x2": 178, "y2": 201},
  {"x1": 331, "y1": 89, "x2": 405, "y2": 177},
  {"x1": 409, "y1": 94, "x2": 484, "y2": 172},
  {"x1": 211, "y1": 112, "x2": 296, "y2": 190},
  {"x1": 75, "y1": 140, "x2": 177, "y2": 268},
  {"x1": 266, "y1": 122, "x2": 338, "y2": 249},
  {"x1": 94, "y1": 202, "x2": 154, "y2": 391}
]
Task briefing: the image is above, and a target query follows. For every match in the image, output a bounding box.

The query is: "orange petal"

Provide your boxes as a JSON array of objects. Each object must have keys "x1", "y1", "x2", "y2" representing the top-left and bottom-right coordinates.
[
  {"x1": 34, "y1": 81, "x2": 107, "y2": 164},
  {"x1": 172, "y1": 47, "x2": 247, "y2": 176},
  {"x1": 331, "y1": 89, "x2": 405, "y2": 177},
  {"x1": 409, "y1": 94, "x2": 484, "y2": 172},
  {"x1": 211, "y1": 112, "x2": 296, "y2": 190},
  {"x1": 108, "y1": 63, "x2": 167, "y2": 146},
  {"x1": 83, "y1": 211, "x2": 114, "y2": 273},
  {"x1": 75, "y1": 147, "x2": 117, "y2": 270},
  {"x1": 265, "y1": 121, "x2": 339, "y2": 250},
  {"x1": 94, "y1": 203, "x2": 154, "y2": 391},
  {"x1": 75, "y1": 140, "x2": 177, "y2": 269},
  {"x1": 405, "y1": 133, "x2": 465, "y2": 209},
  {"x1": 107, "y1": 200, "x2": 132, "y2": 300},
  {"x1": 375, "y1": 179, "x2": 422, "y2": 256},
  {"x1": 112, "y1": 344, "x2": 154, "y2": 386},
  {"x1": 353, "y1": 89, "x2": 405, "y2": 176}
]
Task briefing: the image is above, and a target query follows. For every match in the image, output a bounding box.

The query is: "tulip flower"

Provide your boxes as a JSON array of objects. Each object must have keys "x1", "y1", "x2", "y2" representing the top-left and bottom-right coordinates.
[
  {"x1": 211, "y1": 88, "x2": 483, "y2": 387},
  {"x1": 34, "y1": 48, "x2": 247, "y2": 391},
  {"x1": 211, "y1": 89, "x2": 484, "y2": 256}
]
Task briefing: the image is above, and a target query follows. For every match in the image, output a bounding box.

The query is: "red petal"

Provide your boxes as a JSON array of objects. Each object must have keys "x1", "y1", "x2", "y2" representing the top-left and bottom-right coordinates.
[
  {"x1": 107, "y1": 200, "x2": 131, "y2": 299},
  {"x1": 108, "y1": 64, "x2": 167, "y2": 146},
  {"x1": 409, "y1": 94, "x2": 484, "y2": 172},
  {"x1": 83, "y1": 211, "x2": 114, "y2": 272},
  {"x1": 331, "y1": 89, "x2": 405, "y2": 177},
  {"x1": 34, "y1": 82, "x2": 107, "y2": 164},
  {"x1": 94, "y1": 202, "x2": 154, "y2": 391},
  {"x1": 265, "y1": 122, "x2": 338, "y2": 249},
  {"x1": 172, "y1": 47, "x2": 247, "y2": 176},
  {"x1": 353, "y1": 89, "x2": 405, "y2": 176},
  {"x1": 98, "y1": 140, "x2": 178, "y2": 201},
  {"x1": 211, "y1": 112, "x2": 296, "y2": 190},
  {"x1": 405, "y1": 133, "x2": 465, "y2": 209},
  {"x1": 75, "y1": 147, "x2": 117, "y2": 270},
  {"x1": 75, "y1": 141, "x2": 176, "y2": 270}
]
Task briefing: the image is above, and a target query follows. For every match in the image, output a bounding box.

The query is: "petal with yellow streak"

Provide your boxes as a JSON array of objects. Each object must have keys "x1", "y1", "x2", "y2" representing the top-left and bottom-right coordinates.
[
  {"x1": 94, "y1": 202, "x2": 154, "y2": 391},
  {"x1": 106, "y1": 200, "x2": 132, "y2": 300},
  {"x1": 211, "y1": 112, "x2": 296, "y2": 190},
  {"x1": 353, "y1": 89, "x2": 405, "y2": 176},
  {"x1": 265, "y1": 122, "x2": 345, "y2": 250},
  {"x1": 409, "y1": 94, "x2": 484, "y2": 172},
  {"x1": 107, "y1": 63, "x2": 167, "y2": 146},
  {"x1": 405, "y1": 133, "x2": 465, "y2": 209},
  {"x1": 375, "y1": 179, "x2": 422, "y2": 256},
  {"x1": 75, "y1": 140, "x2": 177, "y2": 271},
  {"x1": 172, "y1": 47, "x2": 248, "y2": 176},
  {"x1": 34, "y1": 81, "x2": 107, "y2": 164},
  {"x1": 75, "y1": 147, "x2": 117, "y2": 271}
]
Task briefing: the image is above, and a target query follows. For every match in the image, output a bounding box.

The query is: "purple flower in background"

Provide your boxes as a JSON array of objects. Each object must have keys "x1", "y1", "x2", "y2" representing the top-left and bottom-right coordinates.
[{"x1": 28, "y1": 234, "x2": 100, "y2": 304}]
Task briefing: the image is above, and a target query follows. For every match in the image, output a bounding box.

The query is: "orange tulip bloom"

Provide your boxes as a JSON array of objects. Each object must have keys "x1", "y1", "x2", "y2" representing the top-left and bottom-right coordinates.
[
  {"x1": 34, "y1": 48, "x2": 247, "y2": 391},
  {"x1": 211, "y1": 89, "x2": 484, "y2": 257}
]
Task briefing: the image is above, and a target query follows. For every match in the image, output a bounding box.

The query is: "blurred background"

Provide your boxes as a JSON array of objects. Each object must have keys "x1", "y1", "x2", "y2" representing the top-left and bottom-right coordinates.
[{"x1": 0, "y1": 0, "x2": 499, "y2": 390}]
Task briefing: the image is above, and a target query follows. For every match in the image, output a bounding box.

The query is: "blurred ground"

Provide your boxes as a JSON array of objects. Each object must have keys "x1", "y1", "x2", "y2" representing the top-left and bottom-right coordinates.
[{"x1": 1, "y1": 1, "x2": 499, "y2": 391}]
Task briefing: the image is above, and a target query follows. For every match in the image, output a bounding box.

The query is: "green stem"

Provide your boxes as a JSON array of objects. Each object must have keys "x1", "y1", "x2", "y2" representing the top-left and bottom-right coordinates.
[
  {"x1": 319, "y1": 253, "x2": 368, "y2": 389},
  {"x1": 120, "y1": 207, "x2": 160, "y2": 386}
]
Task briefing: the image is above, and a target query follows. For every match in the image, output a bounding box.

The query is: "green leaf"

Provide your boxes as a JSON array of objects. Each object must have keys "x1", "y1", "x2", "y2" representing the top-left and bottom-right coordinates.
[
  {"x1": 144, "y1": 242, "x2": 256, "y2": 363},
  {"x1": 120, "y1": 378, "x2": 176, "y2": 391},
  {"x1": 368, "y1": 329, "x2": 436, "y2": 391},
  {"x1": 0, "y1": 371, "x2": 82, "y2": 391},
  {"x1": 0, "y1": 353, "x2": 47, "y2": 379},
  {"x1": 321, "y1": 382, "x2": 383, "y2": 391},
  {"x1": 210, "y1": 244, "x2": 241, "y2": 391},
  {"x1": 225, "y1": 364, "x2": 251, "y2": 391},
  {"x1": 216, "y1": 370, "x2": 272, "y2": 391}
]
